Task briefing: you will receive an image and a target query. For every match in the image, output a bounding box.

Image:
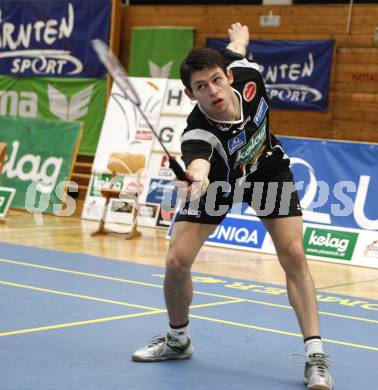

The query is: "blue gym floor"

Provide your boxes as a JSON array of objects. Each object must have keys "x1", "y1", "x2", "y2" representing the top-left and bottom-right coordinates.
[{"x1": 0, "y1": 241, "x2": 377, "y2": 390}]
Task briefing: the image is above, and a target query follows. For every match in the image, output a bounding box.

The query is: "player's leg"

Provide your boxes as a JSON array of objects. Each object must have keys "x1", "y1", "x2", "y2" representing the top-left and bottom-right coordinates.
[
  {"x1": 261, "y1": 216, "x2": 319, "y2": 338},
  {"x1": 164, "y1": 221, "x2": 217, "y2": 326},
  {"x1": 262, "y1": 216, "x2": 334, "y2": 390},
  {"x1": 132, "y1": 221, "x2": 217, "y2": 362}
]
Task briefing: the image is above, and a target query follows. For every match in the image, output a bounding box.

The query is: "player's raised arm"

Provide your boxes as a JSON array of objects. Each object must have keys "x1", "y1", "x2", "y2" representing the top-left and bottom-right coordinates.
[{"x1": 226, "y1": 22, "x2": 249, "y2": 57}]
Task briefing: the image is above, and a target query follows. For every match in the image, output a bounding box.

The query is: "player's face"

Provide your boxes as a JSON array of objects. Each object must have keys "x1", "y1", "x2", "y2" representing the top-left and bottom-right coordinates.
[{"x1": 185, "y1": 66, "x2": 236, "y2": 121}]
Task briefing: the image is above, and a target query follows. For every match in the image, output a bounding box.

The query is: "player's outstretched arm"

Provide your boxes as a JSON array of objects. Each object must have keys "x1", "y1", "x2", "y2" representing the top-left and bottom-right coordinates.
[
  {"x1": 226, "y1": 22, "x2": 249, "y2": 57},
  {"x1": 185, "y1": 159, "x2": 210, "y2": 200}
]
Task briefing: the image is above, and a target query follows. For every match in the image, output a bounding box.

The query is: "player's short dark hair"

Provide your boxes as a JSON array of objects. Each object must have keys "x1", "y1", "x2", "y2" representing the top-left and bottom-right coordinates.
[{"x1": 180, "y1": 48, "x2": 227, "y2": 91}]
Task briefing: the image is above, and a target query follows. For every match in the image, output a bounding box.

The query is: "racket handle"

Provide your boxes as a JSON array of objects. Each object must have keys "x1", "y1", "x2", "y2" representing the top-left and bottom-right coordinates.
[{"x1": 169, "y1": 157, "x2": 192, "y2": 184}]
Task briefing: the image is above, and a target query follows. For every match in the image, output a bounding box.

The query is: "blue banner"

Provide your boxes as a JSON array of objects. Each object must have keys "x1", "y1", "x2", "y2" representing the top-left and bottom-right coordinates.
[
  {"x1": 207, "y1": 216, "x2": 266, "y2": 250},
  {"x1": 0, "y1": 0, "x2": 111, "y2": 78},
  {"x1": 207, "y1": 39, "x2": 334, "y2": 111},
  {"x1": 280, "y1": 137, "x2": 378, "y2": 231}
]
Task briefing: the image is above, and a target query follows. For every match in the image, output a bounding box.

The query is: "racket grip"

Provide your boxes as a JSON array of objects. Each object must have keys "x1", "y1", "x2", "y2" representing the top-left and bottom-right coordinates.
[{"x1": 169, "y1": 157, "x2": 192, "y2": 183}]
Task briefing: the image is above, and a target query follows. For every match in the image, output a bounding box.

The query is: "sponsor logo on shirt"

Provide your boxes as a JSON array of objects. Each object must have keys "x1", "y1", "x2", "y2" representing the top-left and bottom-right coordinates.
[
  {"x1": 234, "y1": 119, "x2": 266, "y2": 167},
  {"x1": 228, "y1": 131, "x2": 246, "y2": 155},
  {"x1": 238, "y1": 115, "x2": 251, "y2": 130},
  {"x1": 254, "y1": 97, "x2": 268, "y2": 127},
  {"x1": 243, "y1": 81, "x2": 257, "y2": 102}
]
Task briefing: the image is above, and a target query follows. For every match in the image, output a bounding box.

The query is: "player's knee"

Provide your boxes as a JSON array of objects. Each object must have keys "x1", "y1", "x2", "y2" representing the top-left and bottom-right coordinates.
[
  {"x1": 278, "y1": 240, "x2": 307, "y2": 274},
  {"x1": 166, "y1": 253, "x2": 191, "y2": 278}
]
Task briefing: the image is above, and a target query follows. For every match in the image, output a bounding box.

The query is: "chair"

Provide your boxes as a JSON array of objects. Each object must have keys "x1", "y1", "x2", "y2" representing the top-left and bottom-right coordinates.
[
  {"x1": 0, "y1": 142, "x2": 6, "y2": 175},
  {"x1": 91, "y1": 152, "x2": 146, "y2": 240}
]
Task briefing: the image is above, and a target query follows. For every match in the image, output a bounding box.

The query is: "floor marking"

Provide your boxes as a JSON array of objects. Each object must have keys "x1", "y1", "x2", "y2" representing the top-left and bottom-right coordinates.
[
  {"x1": 0, "y1": 258, "x2": 164, "y2": 288},
  {"x1": 0, "y1": 310, "x2": 164, "y2": 337},
  {"x1": 1, "y1": 280, "x2": 377, "y2": 350},
  {"x1": 1, "y1": 258, "x2": 377, "y2": 324},
  {"x1": 319, "y1": 278, "x2": 378, "y2": 290},
  {"x1": 190, "y1": 299, "x2": 245, "y2": 309},
  {"x1": 0, "y1": 280, "x2": 159, "y2": 311},
  {"x1": 0, "y1": 280, "x2": 243, "y2": 313},
  {"x1": 0, "y1": 224, "x2": 84, "y2": 232},
  {"x1": 189, "y1": 314, "x2": 378, "y2": 352}
]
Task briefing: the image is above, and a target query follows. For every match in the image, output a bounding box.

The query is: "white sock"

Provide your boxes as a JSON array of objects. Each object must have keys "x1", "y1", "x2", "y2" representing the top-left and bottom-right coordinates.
[
  {"x1": 305, "y1": 338, "x2": 324, "y2": 359},
  {"x1": 169, "y1": 323, "x2": 189, "y2": 344}
]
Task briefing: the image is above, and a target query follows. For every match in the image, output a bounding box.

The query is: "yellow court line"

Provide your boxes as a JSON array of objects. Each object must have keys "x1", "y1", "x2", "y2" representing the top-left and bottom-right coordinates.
[
  {"x1": 0, "y1": 310, "x2": 164, "y2": 337},
  {"x1": 0, "y1": 280, "x2": 244, "y2": 312},
  {"x1": 0, "y1": 258, "x2": 163, "y2": 288},
  {"x1": 1, "y1": 258, "x2": 377, "y2": 324},
  {"x1": 189, "y1": 314, "x2": 378, "y2": 352},
  {"x1": 190, "y1": 299, "x2": 245, "y2": 309},
  {"x1": 0, "y1": 281, "x2": 159, "y2": 311},
  {"x1": 1, "y1": 280, "x2": 377, "y2": 351}
]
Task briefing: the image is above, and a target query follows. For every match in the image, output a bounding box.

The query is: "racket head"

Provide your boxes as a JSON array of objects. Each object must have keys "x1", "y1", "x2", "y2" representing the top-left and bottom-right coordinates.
[{"x1": 91, "y1": 39, "x2": 141, "y2": 106}]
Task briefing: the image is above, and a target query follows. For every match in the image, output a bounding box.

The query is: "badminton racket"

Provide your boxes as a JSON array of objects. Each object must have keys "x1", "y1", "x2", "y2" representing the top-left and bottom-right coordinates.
[{"x1": 91, "y1": 39, "x2": 190, "y2": 183}]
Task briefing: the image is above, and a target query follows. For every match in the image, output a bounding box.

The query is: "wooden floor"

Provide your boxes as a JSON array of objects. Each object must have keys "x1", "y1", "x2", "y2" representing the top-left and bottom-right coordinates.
[{"x1": 1, "y1": 210, "x2": 377, "y2": 300}]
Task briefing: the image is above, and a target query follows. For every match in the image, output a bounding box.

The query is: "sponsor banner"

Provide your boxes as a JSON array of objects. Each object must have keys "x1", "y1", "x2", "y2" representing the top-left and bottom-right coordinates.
[
  {"x1": 303, "y1": 226, "x2": 358, "y2": 261},
  {"x1": 206, "y1": 215, "x2": 266, "y2": 250},
  {"x1": 156, "y1": 204, "x2": 175, "y2": 228},
  {"x1": 351, "y1": 230, "x2": 378, "y2": 268},
  {"x1": 207, "y1": 39, "x2": 334, "y2": 111},
  {"x1": 81, "y1": 171, "x2": 150, "y2": 222},
  {"x1": 167, "y1": 214, "x2": 267, "y2": 252},
  {"x1": 153, "y1": 116, "x2": 186, "y2": 154},
  {"x1": 92, "y1": 78, "x2": 167, "y2": 172},
  {"x1": 0, "y1": 116, "x2": 81, "y2": 213},
  {"x1": 0, "y1": 0, "x2": 111, "y2": 78},
  {"x1": 0, "y1": 186, "x2": 15, "y2": 219},
  {"x1": 129, "y1": 28, "x2": 193, "y2": 79},
  {"x1": 280, "y1": 137, "x2": 378, "y2": 232},
  {"x1": 146, "y1": 178, "x2": 178, "y2": 206},
  {"x1": 0, "y1": 75, "x2": 106, "y2": 155},
  {"x1": 106, "y1": 200, "x2": 159, "y2": 228},
  {"x1": 161, "y1": 80, "x2": 196, "y2": 116},
  {"x1": 107, "y1": 199, "x2": 134, "y2": 225},
  {"x1": 147, "y1": 153, "x2": 186, "y2": 180}
]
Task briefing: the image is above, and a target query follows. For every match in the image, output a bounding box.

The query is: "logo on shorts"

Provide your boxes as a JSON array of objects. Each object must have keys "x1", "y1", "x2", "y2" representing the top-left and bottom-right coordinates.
[
  {"x1": 228, "y1": 131, "x2": 246, "y2": 155},
  {"x1": 254, "y1": 97, "x2": 268, "y2": 127},
  {"x1": 243, "y1": 81, "x2": 257, "y2": 102},
  {"x1": 178, "y1": 208, "x2": 201, "y2": 217}
]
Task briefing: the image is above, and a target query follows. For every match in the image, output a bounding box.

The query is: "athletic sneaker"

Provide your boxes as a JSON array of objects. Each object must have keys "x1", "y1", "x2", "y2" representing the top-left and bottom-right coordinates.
[
  {"x1": 304, "y1": 353, "x2": 334, "y2": 390},
  {"x1": 132, "y1": 333, "x2": 193, "y2": 362}
]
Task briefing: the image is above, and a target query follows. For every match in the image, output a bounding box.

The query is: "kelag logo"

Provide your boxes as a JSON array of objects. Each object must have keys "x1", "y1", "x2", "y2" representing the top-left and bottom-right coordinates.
[
  {"x1": 304, "y1": 227, "x2": 358, "y2": 260},
  {"x1": 207, "y1": 216, "x2": 266, "y2": 249}
]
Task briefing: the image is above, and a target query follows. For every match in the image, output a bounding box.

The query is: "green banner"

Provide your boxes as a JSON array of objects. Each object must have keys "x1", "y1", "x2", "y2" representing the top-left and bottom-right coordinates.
[
  {"x1": 129, "y1": 27, "x2": 193, "y2": 79},
  {"x1": 0, "y1": 76, "x2": 106, "y2": 155},
  {"x1": 304, "y1": 227, "x2": 358, "y2": 261},
  {"x1": 0, "y1": 187, "x2": 15, "y2": 218},
  {"x1": 0, "y1": 116, "x2": 82, "y2": 214}
]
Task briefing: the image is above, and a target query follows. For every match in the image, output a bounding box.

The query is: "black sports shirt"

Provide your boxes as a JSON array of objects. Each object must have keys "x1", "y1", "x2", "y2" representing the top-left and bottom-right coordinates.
[{"x1": 181, "y1": 49, "x2": 289, "y2": 188}]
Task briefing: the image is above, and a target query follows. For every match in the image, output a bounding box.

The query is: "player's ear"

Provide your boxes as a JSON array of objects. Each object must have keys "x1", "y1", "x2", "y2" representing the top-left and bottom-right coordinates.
[
  {"x1": 185, "y1": 88, "x2": 196, "y2": 101},
  {"x1": 227, "y1": 69, "x2": 234, "y2": 85}
]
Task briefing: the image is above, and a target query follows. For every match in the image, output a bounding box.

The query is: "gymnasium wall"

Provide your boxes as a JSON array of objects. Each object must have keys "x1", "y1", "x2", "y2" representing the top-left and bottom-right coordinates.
[{"x1": 119, "y1": 4, "x2": 378, "y2": 143}]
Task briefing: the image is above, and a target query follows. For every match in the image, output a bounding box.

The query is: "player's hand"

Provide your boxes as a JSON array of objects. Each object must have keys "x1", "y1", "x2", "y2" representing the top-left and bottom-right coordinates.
[
  {"x1": 175, "y1": 171, "x2": 209, "y2": 201},
  {"x1": 228, "y1": 22, "x2": 249, "y2": 49}
]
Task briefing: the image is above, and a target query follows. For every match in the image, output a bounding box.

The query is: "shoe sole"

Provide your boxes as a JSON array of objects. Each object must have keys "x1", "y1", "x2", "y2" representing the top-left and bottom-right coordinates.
[
  {"x1": 132, "y1": 353, "x2": 193, "y2": 362},
  {"x1": 304, "y1": 381, "x2": 333, "y2": 390}
]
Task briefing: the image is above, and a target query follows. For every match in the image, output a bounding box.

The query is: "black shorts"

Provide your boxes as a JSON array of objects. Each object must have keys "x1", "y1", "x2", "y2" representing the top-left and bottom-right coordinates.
[{"x1": 174, "y1": 166, "x2": 302, "y2": 225}]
